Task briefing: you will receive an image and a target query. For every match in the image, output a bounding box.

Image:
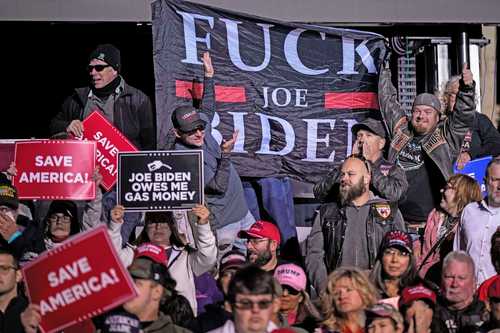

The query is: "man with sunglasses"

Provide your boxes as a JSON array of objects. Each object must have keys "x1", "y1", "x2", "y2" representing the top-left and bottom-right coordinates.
[
  {"x1": 50, "y1": 43, "x2": 155, "y2": 150},
  {"x1": 208, "y1": 265, "x2": 280, "y2": 333},
  {"x1": 306, "y1": 155, "x2": 406, "y2": 293},
  {"x1": 171, "y1": 52, "x2": 254, "y2": 258}
]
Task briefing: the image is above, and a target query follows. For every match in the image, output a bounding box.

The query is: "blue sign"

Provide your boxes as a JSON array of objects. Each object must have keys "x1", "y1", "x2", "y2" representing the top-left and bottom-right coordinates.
[{"x1": 454, "y1": 155, "x2": 492, "y2": 196}]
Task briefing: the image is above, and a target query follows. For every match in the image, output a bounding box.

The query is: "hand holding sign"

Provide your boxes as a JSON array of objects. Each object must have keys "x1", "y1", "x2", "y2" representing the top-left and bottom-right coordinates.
[
  {"x1": 456, "y1": 151, "x2": 472, "y2": 170},
  {"x1": 66, "y1": 120, "x2": 84, "y2": 138},
  {"x1": 21, "y1": 304, "x2": 42, "y2": 333},
  {"x1": 111, "y1": 205, "x2": 125, "y2": 224},
  {"x1": 192, "y1": 204, "x2": 210, "y2": 225},
  {"x1": 6, "y1": 161, "x2": 17, "y2": 180}
]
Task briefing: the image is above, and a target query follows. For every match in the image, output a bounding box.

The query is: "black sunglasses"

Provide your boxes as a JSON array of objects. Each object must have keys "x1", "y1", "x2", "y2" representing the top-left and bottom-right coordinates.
[
  {"x1": 88, "y1": 64, "x2": 111, "y2": 72},
  {"x1": 282, "y1": 285, "x2": 301, "y2": 296},
  {"x1": 181, "y1": 125, "x2": 205, "y2": 136}
]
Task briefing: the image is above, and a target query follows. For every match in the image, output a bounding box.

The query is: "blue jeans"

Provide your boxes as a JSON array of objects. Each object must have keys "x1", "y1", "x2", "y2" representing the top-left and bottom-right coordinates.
[
  {"x1": 102, "y1": 189, "x2": 142, "y2": 245},
  {"x1": 242, "y1": 177, "x2": 297, "y2": 246}
]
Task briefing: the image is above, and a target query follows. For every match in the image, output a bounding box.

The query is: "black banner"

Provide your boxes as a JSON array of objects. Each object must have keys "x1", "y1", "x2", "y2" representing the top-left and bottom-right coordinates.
[
  {"x1": 117, "y1": 150, "x2": 203, "y2": 211},
  {"x1": 153, "y1": 0, "x2": 386, "y2": 182}
]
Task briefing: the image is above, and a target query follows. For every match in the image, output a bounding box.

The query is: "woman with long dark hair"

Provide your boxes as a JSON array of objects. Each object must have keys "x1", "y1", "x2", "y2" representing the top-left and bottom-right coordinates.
[{"x1": 369, "y1": 230, "x2": 416, "y2": 302}]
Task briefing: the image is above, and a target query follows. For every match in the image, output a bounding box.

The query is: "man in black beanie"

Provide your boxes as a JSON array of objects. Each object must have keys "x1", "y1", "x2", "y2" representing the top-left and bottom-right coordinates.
[
  {"x1": 49, "y1": 43, "x2": 155, "y2": 150},
  {"x1": 49, "y1": 44, "x2": 155, "y2": 245}
]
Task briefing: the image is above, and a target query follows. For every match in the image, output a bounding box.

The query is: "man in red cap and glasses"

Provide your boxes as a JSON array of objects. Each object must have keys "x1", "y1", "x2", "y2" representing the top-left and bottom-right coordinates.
[{"x1": 238, "y1": 220, "x2": 282, "y2": 273}]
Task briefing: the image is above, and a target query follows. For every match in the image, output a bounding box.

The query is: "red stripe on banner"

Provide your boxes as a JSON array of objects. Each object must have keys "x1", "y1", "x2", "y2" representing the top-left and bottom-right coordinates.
[
  {"x1": 175, "y1": 80, "x2": 203, "y2": 100},
  {"x1": 175, "y1": 80, "x2": 246, "y2": 103},
  {"x1": 324, "y1": 92, "x2": 379, "y2": 109}
]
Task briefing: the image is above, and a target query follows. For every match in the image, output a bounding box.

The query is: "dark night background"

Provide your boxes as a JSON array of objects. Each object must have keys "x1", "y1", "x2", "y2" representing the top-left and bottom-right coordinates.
[{"x1": 0, "y1": 22, "x2": 154, "y2": 139}]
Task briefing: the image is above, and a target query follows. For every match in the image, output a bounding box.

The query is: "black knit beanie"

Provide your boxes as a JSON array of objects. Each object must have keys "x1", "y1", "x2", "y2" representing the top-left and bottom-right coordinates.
[{"x1": 89, "y1": 44, "x2": 121, "y2": 71}]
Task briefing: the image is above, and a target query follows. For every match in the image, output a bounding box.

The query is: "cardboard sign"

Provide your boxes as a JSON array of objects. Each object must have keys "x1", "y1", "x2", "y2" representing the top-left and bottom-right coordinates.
[
  {"x1": 117, "y1": 150, "x2": 203, "y2": 211},
  {"x1": 454, "y1": 155, "x2": 492, "y2": 196},
  {"x1": 22, "y1": 226, "x2": 137, "y2": 333},
  {"x1": 13, "y1": 140, "x2": 96, "y2": 200},
  {"x1": 81, "y1": 111, "x2": 138, "y2": 191}
]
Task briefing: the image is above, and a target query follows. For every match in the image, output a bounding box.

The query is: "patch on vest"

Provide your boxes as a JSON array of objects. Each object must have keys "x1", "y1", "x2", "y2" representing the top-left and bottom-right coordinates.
[
  {"x1": 379, "y1": 164, "x2": 392, "y2": 176},
  {"x1": 424, "y1": 128, "x2": 446, "y2": 154},
  {"x1": 374, "y1": 203, "x2": 391, "y2": 220}
]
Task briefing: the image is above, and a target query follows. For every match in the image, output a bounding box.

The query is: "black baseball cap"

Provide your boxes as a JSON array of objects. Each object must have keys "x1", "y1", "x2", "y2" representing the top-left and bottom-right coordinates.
[
  {"x1": 171, "y1": 106, "x2": 206, "y2": 133},
  {"x1": 352, "y1": 117, "x2": 386, "y2": 138}
]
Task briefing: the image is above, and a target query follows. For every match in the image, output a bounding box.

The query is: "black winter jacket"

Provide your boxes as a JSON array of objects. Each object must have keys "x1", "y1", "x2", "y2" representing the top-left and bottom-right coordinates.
[{"x1": 50, "y1": 80, "x2": 155, "y2": 150}]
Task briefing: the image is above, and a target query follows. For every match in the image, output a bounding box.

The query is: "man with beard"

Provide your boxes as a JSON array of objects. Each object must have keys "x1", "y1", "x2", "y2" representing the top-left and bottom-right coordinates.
[
  {"x1": 454, "y1": 158, "x2": 500, "y2": 285},
  {"x1": 305, "y1": 156, "x2": 406, "y2": 293},
  {"x1": 238, "y1": 220, "x2": 281, "y2": 272},
  {"x1": 378, "y1": 63, "x2": 475, "y2": 248}
]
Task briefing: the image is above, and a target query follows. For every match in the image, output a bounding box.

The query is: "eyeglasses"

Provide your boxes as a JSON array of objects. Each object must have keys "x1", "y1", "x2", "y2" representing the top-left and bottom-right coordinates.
[
  {"x1": 181, "y1": 125, "x2": 205, "y2": 136},
  {"x1": 247, "y1": 238, "x2": 269, "y2": 246},
  {"x1": 48, "y1": 214, "x2": 71, "y2": 223},
  {"x1": 282, "y1": 285, "x2": 301, "y2": 296},
  {"x1": 0, "y1": 265, "x2": 17, "y2": 274},
  {"x1": 233, "y1": 299, "x2": 273, "y2": 310},
  {"x1": 87, "y1": 64, "x2": 111, "y2": 72}
]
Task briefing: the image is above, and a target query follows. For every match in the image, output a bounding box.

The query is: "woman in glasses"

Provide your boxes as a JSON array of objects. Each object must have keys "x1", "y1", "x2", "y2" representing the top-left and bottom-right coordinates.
[
  {"x1": 369, "y1": 230, "x2": 417, "y2": 305},
  {"x1": 317, "y1": 267, "x2": 378, "y2": 333},
  {"x1": 7, "y1": 200, "x2": 80, "y2": 265},
  {"x1": 417, "y1": 174, "x2": 482, "y2": 283},
  {"x1": 273, "y1": 263, "x2": 321, "y2": 332}
]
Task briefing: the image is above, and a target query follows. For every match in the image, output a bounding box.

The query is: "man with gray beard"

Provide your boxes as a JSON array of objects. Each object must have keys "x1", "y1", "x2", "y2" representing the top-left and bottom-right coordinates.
[{"x1": 305, "y1": 156, "x2": 406, "y2": 292}]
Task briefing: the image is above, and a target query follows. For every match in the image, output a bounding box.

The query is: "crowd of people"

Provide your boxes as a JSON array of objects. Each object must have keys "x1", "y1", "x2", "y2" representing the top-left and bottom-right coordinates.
[{"x1": 0, "y1": 42, "x2": 500, "y2": 333}]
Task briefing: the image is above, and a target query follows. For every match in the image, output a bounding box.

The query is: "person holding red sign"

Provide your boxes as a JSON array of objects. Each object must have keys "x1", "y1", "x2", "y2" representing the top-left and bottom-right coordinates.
[
  {"x1": 2, "y1": 171, "x2": 104, "y2": 265},
  {"x1": 108, "y1": 204, "x2": 217, "y2": 315},
  {"x1": 49, "y1": 44, "x2": 155, "y2": 151}
]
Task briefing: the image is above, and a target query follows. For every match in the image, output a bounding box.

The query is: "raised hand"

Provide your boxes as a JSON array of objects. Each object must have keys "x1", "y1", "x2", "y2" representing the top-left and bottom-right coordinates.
[
  {"x1": 110, "y1": 205, "x2": 125, "y2": 224},
  {"x1": 461, "y1": 63, "x2": 473, "y2": 86},
  {"x1": 202, "y1": 52, "x2": 214, "y2": 78},
  {"x1": 192, "y1": 204, "x2": 210, "y2": 225},
  {"x1": 221, "y1": 130, "x2": 239, "y2": 153}
]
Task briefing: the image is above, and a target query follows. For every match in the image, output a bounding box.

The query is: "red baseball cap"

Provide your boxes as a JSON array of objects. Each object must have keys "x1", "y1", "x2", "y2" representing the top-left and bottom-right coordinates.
[
  {"x1": 399, "y1": 285, "x2": 436, "y2": 308},
  {"x1": 238, "y1": 220, "x2": 281, "y2": 245},
  {"x1": 488, "y1": 276, "x2": 500, "y2": 299},
  {"x1": 134, "y1": 243, "x2": 168, "y2": 265}
]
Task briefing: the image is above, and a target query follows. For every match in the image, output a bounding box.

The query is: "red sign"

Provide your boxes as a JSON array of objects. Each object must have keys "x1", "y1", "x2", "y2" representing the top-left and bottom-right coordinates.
[
  {"x1": 13, "y1": 140, "x2": 96, "y2": 200},
  {"x1": 81, "y1": 111, "x2": 138, "y2": 191},
  {"x1": 22, "y1": 226, "x2": 137, "y2": 333}
]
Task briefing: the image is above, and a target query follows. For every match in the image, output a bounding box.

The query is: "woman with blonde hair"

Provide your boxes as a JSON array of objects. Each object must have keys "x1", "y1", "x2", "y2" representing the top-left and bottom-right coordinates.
[
  {"x1": 316, "y1": 267, "x2": 379, "y2": 333},
  {"x1": 418, "y1": 174, "x2": 482, "y2": 282}
]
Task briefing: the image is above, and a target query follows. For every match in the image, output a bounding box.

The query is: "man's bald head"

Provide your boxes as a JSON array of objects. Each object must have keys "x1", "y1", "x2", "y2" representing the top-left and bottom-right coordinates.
[{"x1": 339, "y1": 156, "x2": 371, "y2": 205}]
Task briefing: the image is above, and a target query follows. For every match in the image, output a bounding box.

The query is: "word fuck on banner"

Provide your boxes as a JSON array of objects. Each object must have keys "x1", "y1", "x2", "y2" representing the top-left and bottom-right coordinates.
[
  {"x1": 13, "y1": 140, "x2": 96, "y2": 200},
  {"x1": 22, "y1": 226, "x2": 137, "y2": 333},
  {"x1": 118, "y1": 150, "x2": 203, "y2": 211},
  {"x1": 154, "y1": 0, "x2": 386, "y2": 181},
  {"x1": 78, "y1": 111, "x2": 138, "y2": 191}
]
